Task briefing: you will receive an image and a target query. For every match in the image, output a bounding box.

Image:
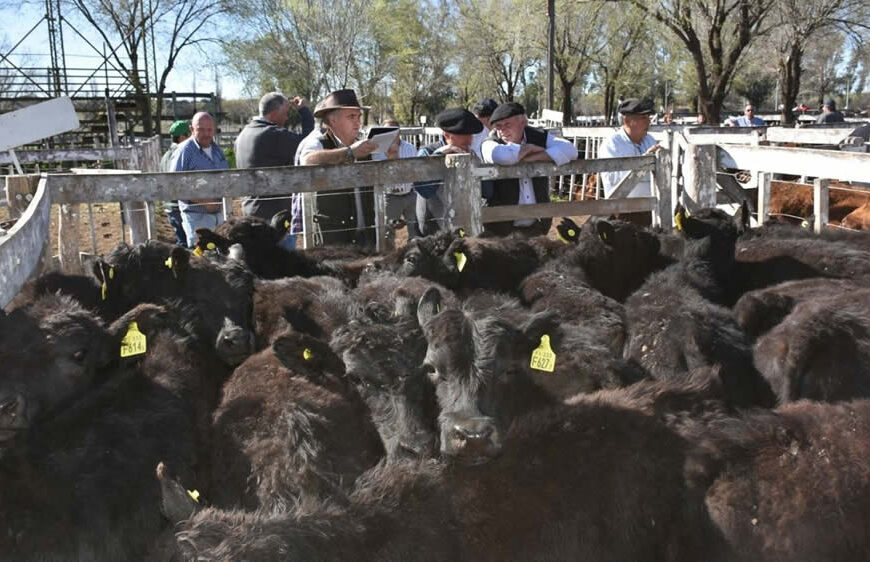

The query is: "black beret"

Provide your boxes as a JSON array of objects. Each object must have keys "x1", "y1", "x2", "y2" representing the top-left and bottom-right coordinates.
[
  {"x1": 472, "y1": 98, "x2": 499, "y2": 117},
  {"x1": 489, "y1": 102, "x2": 526, "y2": 124},
  {"x1": 435, "y1": 108, "x2": 483, "y2": 135},
  {"x1": 618, "y1": 98, "x2": 654, "y2": 115}
]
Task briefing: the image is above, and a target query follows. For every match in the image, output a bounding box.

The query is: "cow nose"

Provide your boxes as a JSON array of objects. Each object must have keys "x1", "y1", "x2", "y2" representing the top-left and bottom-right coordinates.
[
  {"x1": 397, "y1": 433, "x2": 437, "y2": 459},
  {"x1": 442, "y1": 415, "x2": 500, "y2": 462},
  {"x1": 216, "y1": 323, "x2": 254, "y2": 365}
]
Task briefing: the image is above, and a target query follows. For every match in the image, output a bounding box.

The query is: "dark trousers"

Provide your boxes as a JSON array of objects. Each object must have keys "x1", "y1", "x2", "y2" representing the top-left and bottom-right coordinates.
[{"x1": 166, "y1": 204, "x2": 187, "y2": 247}]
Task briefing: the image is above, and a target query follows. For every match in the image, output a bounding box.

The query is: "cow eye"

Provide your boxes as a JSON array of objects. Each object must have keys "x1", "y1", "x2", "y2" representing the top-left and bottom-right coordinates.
[{"x1": 71, "y1": 349, "x2": 87, "y2": 363}]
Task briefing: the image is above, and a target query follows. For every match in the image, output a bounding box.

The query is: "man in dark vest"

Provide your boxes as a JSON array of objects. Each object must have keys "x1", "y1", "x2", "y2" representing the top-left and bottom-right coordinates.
[
  {"x1": 235, "y1": 92, "x2": 314, "y2": 249},
  {"x1": 481, "y1": 102, "x2": 578, "y2": 237},
  {"x1": 293, "y1": 89, "x2": 378, "y2": 247}
]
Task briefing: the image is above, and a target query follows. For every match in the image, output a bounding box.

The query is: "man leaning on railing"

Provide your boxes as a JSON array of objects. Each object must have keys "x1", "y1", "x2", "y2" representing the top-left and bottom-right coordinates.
[{"x1": 481, "y1": 102, "x2": 578, "y2": 237}]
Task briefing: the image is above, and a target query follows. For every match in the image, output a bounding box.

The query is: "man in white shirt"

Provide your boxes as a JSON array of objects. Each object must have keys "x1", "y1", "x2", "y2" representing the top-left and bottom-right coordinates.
[
  {"x1": 470, "y1": 98, "x2": 498, "y2": 158},
  {"x1": 481, "y1": 102, "x2": 578, "y2": 237}
]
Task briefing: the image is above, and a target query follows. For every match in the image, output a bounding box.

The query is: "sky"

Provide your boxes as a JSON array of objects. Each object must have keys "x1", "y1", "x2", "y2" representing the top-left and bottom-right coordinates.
[{"x1": 1, "y1": 3, "x2": 246, "y2": 99}]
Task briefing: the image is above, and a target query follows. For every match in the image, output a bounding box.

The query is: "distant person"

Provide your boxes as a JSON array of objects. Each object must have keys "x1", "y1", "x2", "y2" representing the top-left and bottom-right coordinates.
[
  {"x1": 235, "y1": 92, "x2": 314, "y2": 249},
  {"x1": 727, "y1": 104, "x2": 765, "y2": 127},
  {"x1": 160, "y1": 119, "x2": 190, "y2": 247},
  {"x1": 294, "y1": 89, "x2": 378, "y2": 247},
  {"x1": 598, "y1": 98, "x2": 660, "y2": 226},
  {"x1": 817, "y1": 99, "x2": 845, "y2": 124},
  {"x1": 481, "y1": 102, "x2": 578, "y2": 237},
  {"x1": 171, "y1": 112, "x2": 228, "y2": 247},
  {"x1": 697, "y1": 112, "x2": 707, "y2": 125},
  {"x1": 372, "y1": 118, "x2": 420, "y2": 240},
  {"x1": 470, "y1": 98, "x2": 498, "y2": 157},
  {"x1": 413, "y1": 108, "x2": 483, "y2": 235}
]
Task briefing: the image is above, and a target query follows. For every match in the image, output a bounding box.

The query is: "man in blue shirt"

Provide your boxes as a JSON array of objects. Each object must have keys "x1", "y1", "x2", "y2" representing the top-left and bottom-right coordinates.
[
  {"x1": 727, "y1": 105, "x2": 765, "y2": 127},
  {"x1": 171, "y1": 111, "x2": 229, "y2": 247}
]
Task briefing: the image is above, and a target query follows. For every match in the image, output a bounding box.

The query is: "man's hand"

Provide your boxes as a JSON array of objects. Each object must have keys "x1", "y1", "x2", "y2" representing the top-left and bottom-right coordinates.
[
  {"x1": 644, "y1": 143, "x2": 662, "y2": 155},
  {"x1": 518, "y1": 143, "x2": 546, "y2": 160},
  {"x1": 292, "y1": 96, "x2": 308, "y2": 108},
  {"x1": 351, "y1": 139, "x2": 378, "y2": 159},
  {"x1": 386, "y1": 135, "x2": 401, "y2": 159},
  {"x1": 436, "y1": 145, "x2": 468, "y2": 155}
]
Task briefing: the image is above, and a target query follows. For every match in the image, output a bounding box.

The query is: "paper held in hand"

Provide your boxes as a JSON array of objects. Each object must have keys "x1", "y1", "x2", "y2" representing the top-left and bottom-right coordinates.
[{"x1": 366, "y1": 127, "x2": 400, "y2": 154}]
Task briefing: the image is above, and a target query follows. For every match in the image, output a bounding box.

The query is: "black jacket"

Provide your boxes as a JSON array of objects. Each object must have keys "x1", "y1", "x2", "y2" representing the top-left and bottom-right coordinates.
[{"x1": 237, "y1": 106, "x2": 315, "y2": 220}]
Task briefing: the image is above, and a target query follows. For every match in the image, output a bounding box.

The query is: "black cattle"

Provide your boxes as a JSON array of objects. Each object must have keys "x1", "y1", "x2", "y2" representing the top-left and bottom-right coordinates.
[
  {"x1": 93, "y1": 241, "x2": 255, "y2": 365},
  {"x1": 6, "y1": 271, "x2": 112, "y2": 319},
  {"x1": 252, "y1": 275, "x2": 354, "y2": 348},
  {"x1": 754, "y1": 289, "x2": 870, "y2": 403},
  {"x1": 625, "y1": 205, "x2": 776, "y2": 409},
  {"x1": 681, "y1": 399, "x2": 870, "y2": 561},
  {"x1": 162, "y1": 400, "x2": 718, "y2": 561},
  {"x1": 734, "y1": 278, "x2": 858, "y2": 340},
  {"x1": 354, "y1": 274, "x2": 459, "y2": 320},
  {"x1": 331, "y1": 313, "x2": 438, "y2": 460},
  {"x1": 417, "y1": 288, "x2": 645, "y2": 463},
  {"x1": 0, "y1": 300, "x2": 230, "y2": 560},
  {"x1": 208, "y1": 330, "x2": 384, "y2": 511}
]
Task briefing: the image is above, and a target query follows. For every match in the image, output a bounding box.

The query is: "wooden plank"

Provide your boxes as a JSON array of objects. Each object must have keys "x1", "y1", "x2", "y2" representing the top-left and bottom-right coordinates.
[
  {"x1": 653, "y1": 135, "x2": 672, "y2": 229},
  {"x1": 718, "y1": 145, "x2": 870, "y2": 184},
  {"x1": 444, "y1": 153, "x2": 483, "y2": 235},
  {"x1": 481, "y1": 197, "x2": 655, "y2": 223},
  {"x1": 472, "y1": 154, "x2": 655, "y2": 180},
  {"x1": 0, "y1": 177, "x2": 52, "y2": 307},
  {"x1": 757, "y1": 172, "x2": 772, "y2": 224},
  {"x1": 5, "y1": 175, "x2": 37, "y2": 218},
  {"x1": 49, "y1": 157, "x2": 449, "y2": 204},
  {"x1": 374, "y1": 185, "x2": 388, "y2": 252},
  {"x1": 0, "y1": 147, "x2": 134, "y2": 165},
  {"x1": 814, "y1": 179, "x2": 829, "y2": 234},
  {"x1": 58, "y1": 203, "x2": 82, "y2": 273},
  {"x1": 301, "y1": 192, "x2": 316, "y2": 248},
  {"x1": 683, "y1": 144, "x2": 717, "y2": 210},
  {"x1": 0, "y1": 97, "x2": 80, "y2": 153},
  {"x1": 765, "y1": 127, "x2": 854, "y2": 145},
  {"x1": 608, "y1": 168, "x2": 648, "y2": 200}
]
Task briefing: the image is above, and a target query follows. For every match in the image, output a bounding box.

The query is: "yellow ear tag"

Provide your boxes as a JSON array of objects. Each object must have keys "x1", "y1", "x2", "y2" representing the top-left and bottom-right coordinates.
[
  {"x1": 101, "y1": 280, "x2": 107, "y2": 301},
  {"x1": 206, "y1": 242, "x2": 216, "y2": 250},
  {"x1": 120, "y1": 321, "x2": 147, "y2": 357},
  {"x1": 454, "y1": 252, "x2": 467, "y2": 272},
  {"x1": 530, "y1": 334, "x2": 556, "y2": 373},
  {"x1": 187, "y1": 489, "x2": 200, "y2": 503},
  {"x1": 165, "y1": 257, "x2": 173, "y2": 270},
  {"x1": 556, "y1": 229, "x2": 574, "y2": 245},
  {"x1": 284, "y1": 219, "x2": 291, "y2": 229},
  {"x1": 568, "y1": 229, "x2": 576, "y2": 238},
  {"x1": 674, "y1": 211, "x2": 683, "y2": 231},
  {"x1": 193, "y1": 246, "x2": 204, "y2": 257},
  {"x1": 458, "y1": 228, "x2": 466, "y2": 238},
  {"x1": 303, "y1": 348, "x2": 313, "y2": 361},
  {"x1": 600, "y1": 230, "x2": 608, "y2": 241},
  {"x1": 108, "y1": 267, "x2": 114, "y2": 280}
]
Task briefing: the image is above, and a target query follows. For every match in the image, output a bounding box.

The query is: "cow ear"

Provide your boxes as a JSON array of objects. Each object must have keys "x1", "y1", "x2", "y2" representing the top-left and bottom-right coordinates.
[
  {"x1": 271, "y1": 209, "x2": 294, "y2": 234},
  {"x1": 194, "y1": 228, "x2": 230, "y2": 254},
  {"x1": 520, "y1": 310, "x2": 560, "y2": 344},
  {"x1": 227, "y1": 243, "x2": 246, "y2": 262},
  {"x1": 595, "y1": 220, "x2": 616, "y2": 245},
  {"x1": 417, "y1": 287, "x2": 442, "y2": 326},
  {"x1": 156, "y1": 462, "x2": 201, "y2": 526},
  {"x1": 733, "y1": 200, "x2": 751, "y2": 233},
  {"x1": 92, "y1": 259, "x2": 116, "y2": 301}
]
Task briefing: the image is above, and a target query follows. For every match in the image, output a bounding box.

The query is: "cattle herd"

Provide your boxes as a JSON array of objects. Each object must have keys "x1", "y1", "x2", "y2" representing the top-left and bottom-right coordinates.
[{"x1": 3, "y1": 202, "x2": 870, "y2": 561}]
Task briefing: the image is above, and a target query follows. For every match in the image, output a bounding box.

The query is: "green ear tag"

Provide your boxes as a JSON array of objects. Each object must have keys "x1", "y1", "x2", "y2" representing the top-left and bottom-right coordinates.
[
  {"x1": 187, "y1": 489, "x2": 201, "y2": 503},
  {"x1": 454, "y1": 252, "x2": 467, "y2": 272},
  {"x1": 530, "y1": 334, "x2": 556, "y2": 373},
  {"x1": 206, "y1": 242, "x2": 216, "y2": 250},
  {"x1": 120, "y1": 322, "x2": 147, "y2": 357}
]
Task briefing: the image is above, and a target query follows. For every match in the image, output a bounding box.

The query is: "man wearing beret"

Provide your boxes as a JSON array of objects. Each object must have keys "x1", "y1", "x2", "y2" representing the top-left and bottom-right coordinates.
[
  {"x1": 817, "y1": 99, "x2": 845, "y2": 124},
  {"x1": 235, "y1": 92, "x2": 314, "y2": 249},
  {"x1": 599, "y1": 98, "x2": 661, "y2": 201},
  {"x1": 413, "y1": 108, "x2": 483, "y2": 235},
  {"x1": 481, "y1": 102, "x2": 578, "y2": 237},
  {"x1": 293, "y1": 89, "x2": 379, "y2": 247},
  {"x1": 160, "y1": 120, "x2": 191, "y2": 247}
]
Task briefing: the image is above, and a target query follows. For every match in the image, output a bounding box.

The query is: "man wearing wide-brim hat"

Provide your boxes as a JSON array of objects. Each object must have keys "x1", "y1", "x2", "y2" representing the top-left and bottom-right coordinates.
[
  {"x1": 293, "y1": 89, "x2": 379, "y2": 246},
  {"x1": 480, "y1": 102, "x2": 578, "y2": 237},
  {"x1": 599, "y1": 98, "x2": 661, "y2": 206},
  {"x1": 413, "y1": 108, "x2": 483, "y2": 235}
]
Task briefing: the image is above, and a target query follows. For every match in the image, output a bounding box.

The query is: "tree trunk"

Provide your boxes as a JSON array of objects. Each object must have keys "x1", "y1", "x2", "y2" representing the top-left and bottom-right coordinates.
[
  {"x1": 560, "y1": 79, "x2": 574, "y2": 125},
  {"x1": 779, "y1": 43, "x2": 802, "y2": 125}
]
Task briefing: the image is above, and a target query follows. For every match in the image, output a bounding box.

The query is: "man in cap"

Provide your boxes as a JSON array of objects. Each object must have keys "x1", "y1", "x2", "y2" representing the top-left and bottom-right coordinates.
[
  {"x1": 599, "y1": 98, "x2": 661, "y2": 199},
  {"x1": 726, "y1": 104, "x2": 765, "y2": 127},
  {"x1": 480, "y1": 101, "x2": 578, "y2": 237},
  {"x1": 160, "y1": 120, "x2": 191, "y2": 246},
  {"x1": 413, "y1": 108, "x2": 483, "y2": 235},
  {"x1": 470, "y1": 98, "x2": 498, "y2": 157},
  {"x1": 235, "y1": 92, "x2": 314, "y2": 248},
  {"x1": 293, "y1": 89, "x2": 378, "y2": 246},
  {"x1": 171, "y1": 111, "x2": 229, "y2": 247},
  {"x1": 817, "y1": 99, "x2": 845, "y2": 124}
]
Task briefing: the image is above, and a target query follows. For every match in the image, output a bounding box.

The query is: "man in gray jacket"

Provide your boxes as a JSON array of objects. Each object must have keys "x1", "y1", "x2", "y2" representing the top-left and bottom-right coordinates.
[{"x1": 235, "y1": 92, "x2": 314, "y2": 242}]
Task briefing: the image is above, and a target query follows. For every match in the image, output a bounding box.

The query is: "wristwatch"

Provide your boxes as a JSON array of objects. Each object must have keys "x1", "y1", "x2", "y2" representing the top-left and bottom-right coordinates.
[{"x1": 344, "y1": 147, "x2": 355, "y2": 163}]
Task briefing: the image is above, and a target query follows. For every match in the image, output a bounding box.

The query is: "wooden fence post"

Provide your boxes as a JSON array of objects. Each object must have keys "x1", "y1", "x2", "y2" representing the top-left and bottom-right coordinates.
[
  {"x1": 301, "y1": 192, "x2": 315, "y2": 248},
  {"x1": 813, "y1": 178, "x2": 829, "y2": 234},
  {"x1": 373, "y1": 185, "x2": 389, "y2": 252},
  {"x1": 757, "y1": 172, "x2": 771, "y2": 224},
  {"x1": 443, "y1": 153, "x2": 482, "y2": 235},
  {"x1": 682, "y1": 143, "x2": 717, "y2": 210},
  {"x1": 652, "y1": 131, "x2": 672, "y2": 229},
  {"x1": 124, "y1": 143, "x2": 150, "y2": 244},
  {"x1": 58, "y1": 202, "x2": 81, "y2": 273},
  {"x1": 5, "y1": 174, "x2": 37, "y2": 218}
]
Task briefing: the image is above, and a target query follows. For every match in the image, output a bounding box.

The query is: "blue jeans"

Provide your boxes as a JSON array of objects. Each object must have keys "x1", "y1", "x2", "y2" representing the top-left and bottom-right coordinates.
[
  {"x1": 279, "y1": 234, "x2": 297, "y2": 251},
  {"x1": 180, "y1": 211, "x2": 222, "y2": 248},
  {"x1": 166, "y1": 205, "x2": 187, "y2": 247}
]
